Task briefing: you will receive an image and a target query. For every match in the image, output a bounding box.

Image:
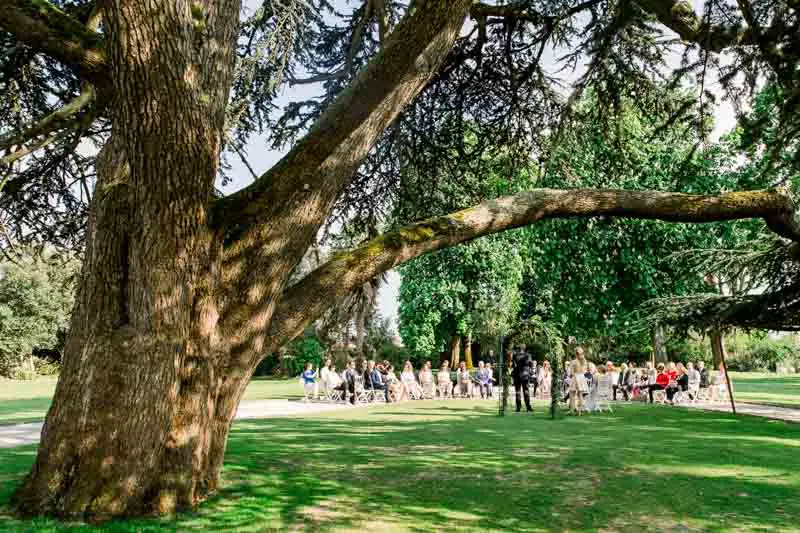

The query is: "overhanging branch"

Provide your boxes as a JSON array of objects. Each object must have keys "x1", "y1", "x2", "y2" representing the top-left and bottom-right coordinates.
[
  {"x1": 1, "y1": 0, "x2": 108, "y2": 82},
  {"x1": 0, "y1": 85, "x2": 96, "y2": 154},
  {"x1": 265, "y1": 188, "x2": 800, "y2": 351},
  {"x1": 634, "y1": 0, "x2": 755, "y2": 52}
]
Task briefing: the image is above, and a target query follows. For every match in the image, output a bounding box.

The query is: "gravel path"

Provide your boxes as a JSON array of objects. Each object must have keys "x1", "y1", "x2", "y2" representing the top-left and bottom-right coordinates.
[
  {"x1": 682, "y1": 400, "x2": 800, "y2": 423},
  {"x1": 0, "y1": 399, "x2": 361, "y2": 449}
]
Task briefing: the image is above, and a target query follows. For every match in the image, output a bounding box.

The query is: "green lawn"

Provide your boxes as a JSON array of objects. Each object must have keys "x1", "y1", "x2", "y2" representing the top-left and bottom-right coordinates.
[
  {"x1": 728, "y1": 372, "x2": 800, "y2": 408},
  {"x1": 1, "y1": 401, "x2": 799, "y2": 532},
  {"x1": 0, "y1": 377, "x2": 59, "y2": 425}
]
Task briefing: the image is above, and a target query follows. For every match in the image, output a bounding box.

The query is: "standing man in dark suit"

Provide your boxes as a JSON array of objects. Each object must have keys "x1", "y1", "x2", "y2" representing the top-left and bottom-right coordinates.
[{"x1": 512, "y1": 343, "x2": 534, "y2": 412}]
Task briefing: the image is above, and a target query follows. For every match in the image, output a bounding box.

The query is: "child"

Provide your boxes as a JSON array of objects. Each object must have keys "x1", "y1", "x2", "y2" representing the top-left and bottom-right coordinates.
[{"x1": 301, "y1": 362, "x2": 317, "y2": 401}]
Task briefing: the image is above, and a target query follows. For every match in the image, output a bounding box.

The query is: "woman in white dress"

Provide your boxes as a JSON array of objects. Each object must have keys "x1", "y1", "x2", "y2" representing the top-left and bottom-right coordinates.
[
  {"x1": 569, "y1": 347, "x2": 589, "y2": 415},
  {"x1": 437, "y1": 361, "x2": 452, "y2": 398},
  {"x1": 418, "y1": 361, "x2": 435, "y2": 398},
  {"x1": 537, "y1": 360, "x2": 551, "y2": 399},
  {"x1": 401, "y1": 360, "x2": 422, "y2": 398},
  {"x1": 385, "y1": 364, "x2": 408, "y2": 402}
]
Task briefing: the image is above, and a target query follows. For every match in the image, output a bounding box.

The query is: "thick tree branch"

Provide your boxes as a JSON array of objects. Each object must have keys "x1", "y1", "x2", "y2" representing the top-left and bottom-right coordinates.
[
  {"x1": 213, "y1": 0, "x2": 472, "y2": 230},
  {"x1": 1, "y1": 0, "x2": 108, "y2": 82},
  {"x1": 213, "y1": 0, "x2": 472, "y2": 365},
  {"x1": 470, "y1": 1, "x2": 601, "y2": 25},
  {"x1": 267, "y1": 188, "x2": 800, "y2": 351},
  {"x1": 634, "y1": 0, "x2": 755, "y2": 52},
  {"x1": 0, "y1": 85, "x2": 96, "y2": 154}
]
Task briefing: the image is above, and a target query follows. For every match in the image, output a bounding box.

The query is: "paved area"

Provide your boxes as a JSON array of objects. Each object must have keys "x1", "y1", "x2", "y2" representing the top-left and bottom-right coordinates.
[
  {"x1": 0, "y1": 399, "x2": 361, "y2": 449},
  {"x1": 683, "y1": 400, "x2": 800, "y2": 423}
]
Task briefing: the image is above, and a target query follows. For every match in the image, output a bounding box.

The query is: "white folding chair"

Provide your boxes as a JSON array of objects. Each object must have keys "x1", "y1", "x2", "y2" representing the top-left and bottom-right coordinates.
[
  {"x1": 325, "y1": 382, "x2": 344, "y2": 403},
  {"x1": 437, "y1": 378, "x2": 452, "y2": 399},
  {"x1": 652, "y1": 388, "x2": 667, "y2": 404},
  {"x1": 421, "y1": 380, "x2": 435, "y2": 399},
  {"x1": 353, "y1": 375, "x2": 370, "y2": 404},
  {"x1": 595, "y1": 375, "x2": 613, "y2": 412}
]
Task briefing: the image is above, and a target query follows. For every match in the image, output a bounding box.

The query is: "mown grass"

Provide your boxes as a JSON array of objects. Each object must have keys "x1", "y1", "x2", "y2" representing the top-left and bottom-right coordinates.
[
  {"x1": 728, "y1": 372, "x2": 800, "y2": 408},
  {"x1": 1, "y1": 400, "x2": 799, "y2": 532},
  {"x1": 0, "y1": 377, "x2": 302, "y2": 425}
]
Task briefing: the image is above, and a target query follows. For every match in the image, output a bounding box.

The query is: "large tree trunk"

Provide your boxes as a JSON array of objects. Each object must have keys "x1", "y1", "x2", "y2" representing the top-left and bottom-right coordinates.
[
  {"x1": 464, "y1": 334, "x2": 473, "y2": 369},
  {"x1": 14, "y1": 0, "x2": 239, "y2": 519},
  {"x1": 12, "y1": 0, "x2": 472, "y2": 521},
  {"x1": 652, "y1": 325, "x2": 667, "y2": 363},
  {"x1": 450, "y1": 335, "x2": 461, "y2": 366},
  {"x1": 710, "y1": 329, "x2": 726, "y2": 367}
]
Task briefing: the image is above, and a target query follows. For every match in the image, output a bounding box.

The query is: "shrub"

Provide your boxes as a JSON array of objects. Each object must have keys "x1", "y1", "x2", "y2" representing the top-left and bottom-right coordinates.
[
  {"x1": 0, "y1": 254, "x2": 78, "y2": 377},
  {"x1": 253, "y1": 354, "x2": 280, "y2": 377},
  {"x1": 727, "y1": 335, "x2": 798, "y2": 372},
  {"x1": 32, "y1": 356, "x2": 60, "y2": 376},
  {"x1": 283, "y1": 336, "x2": 326, "y2": 376}
]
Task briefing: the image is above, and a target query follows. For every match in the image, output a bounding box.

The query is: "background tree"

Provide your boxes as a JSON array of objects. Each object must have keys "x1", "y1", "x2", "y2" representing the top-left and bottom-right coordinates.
[
  {"x1": 399, "y1": 233, "x2": 524, "y2": 366},
  {"x1": 0, "y1": 251, "x2": 79, "y2": 376},
  {"x1": 520, "y1": 90, "x2": 769, "y2": 357},
  {"x1": 2, "y1": 0, "x2": 800, "y2": 521}
]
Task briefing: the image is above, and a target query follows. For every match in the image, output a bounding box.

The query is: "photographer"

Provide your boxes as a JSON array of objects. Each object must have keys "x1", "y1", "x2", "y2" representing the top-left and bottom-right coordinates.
[{"x1": 512, "y1": 344, "x2": 534, "y2": 412}]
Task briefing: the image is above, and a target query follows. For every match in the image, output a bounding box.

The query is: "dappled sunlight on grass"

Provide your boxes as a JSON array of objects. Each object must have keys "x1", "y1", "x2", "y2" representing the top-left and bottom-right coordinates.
[{"x1": 0, "y1": 386, "x2": 799, "y2": 530}]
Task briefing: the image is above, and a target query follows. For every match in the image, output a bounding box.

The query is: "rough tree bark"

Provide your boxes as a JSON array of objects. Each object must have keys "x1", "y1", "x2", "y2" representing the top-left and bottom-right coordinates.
[
  {"x1": 9, "y1": 0, "x2": 474, "y2": 520},
  {"x1": 464, "y1": 334, "x2": 474, "y2": 369},
  {"x1": 710, "y1": 330, "x2": 726, "y2": 367},
  {"x1": 449, "y1": 335, "x2": 461, "y2": 366},
  {"x1": 653, "y1": 325, "x2": 668, "y2": 363},
  {"x1": 4, "y1": 0, "x2": 800, "y2": 523}
]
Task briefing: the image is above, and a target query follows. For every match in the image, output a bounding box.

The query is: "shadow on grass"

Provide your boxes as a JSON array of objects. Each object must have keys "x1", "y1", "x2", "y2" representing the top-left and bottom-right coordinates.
[{"x1": 1, "y1": 402, "x2": 799, "y2": 532}]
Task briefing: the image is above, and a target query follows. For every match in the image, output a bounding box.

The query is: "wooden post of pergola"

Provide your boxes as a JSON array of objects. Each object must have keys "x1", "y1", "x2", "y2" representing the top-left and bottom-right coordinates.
[{"x1": 719, "y1": 348, "x2": 737, "y2": 415}]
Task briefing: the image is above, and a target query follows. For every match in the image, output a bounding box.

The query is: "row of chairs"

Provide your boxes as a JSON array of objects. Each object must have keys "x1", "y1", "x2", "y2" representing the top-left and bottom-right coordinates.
[{"x1": 309, "y1": 375, "x2": 498, "y2": 403}]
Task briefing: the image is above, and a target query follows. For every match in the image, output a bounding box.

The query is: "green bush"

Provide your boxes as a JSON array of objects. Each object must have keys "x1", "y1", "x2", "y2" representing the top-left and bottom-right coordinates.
[
  {"x1": 32, "y1": 356, "x2": 60, "y2": 376},
  {"x1": 283, "y1": 336, "x2": 326, "y2": 376},
  {"x1": 253, "y1": 354, "x2": 280, "y2": 377},
  {"x1": 0, "y1": 254, "x2": 78, "y2": 377},
  {"x1": 727, "y1": 335, "x2": 798, "y2": 372},
  {"x1": 666, "y1": 337, "x2": 713, "y2": 367}
]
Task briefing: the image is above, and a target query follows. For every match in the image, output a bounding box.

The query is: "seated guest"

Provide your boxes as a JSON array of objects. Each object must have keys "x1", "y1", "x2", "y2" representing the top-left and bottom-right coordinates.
[
  {"x1": 437, "y1": 361, "x2": 452, "y2": 398},
  {"x1": 698, "y1": 361, "x2": 709, "y2": 390},
  {"x1": 584, "y1": 363, "x2": 596, "y2": 396},
  {"x1": 648, "y1": 363, "x2": 669, "y2": 403},
  {"x1": 666, "y1": 363, "x2": 689, "y2": 403},
  {"x1": 614, "y1": 363, "x2": 628, "y2": 401},
  {"x1": 475, "y1": 361, "x2": 493, "y2": 399},
  {"x1": 418, "y1": 361, "x2": 435, "y2": 397},
  {"x1": 667, "y1": 362, "x2": 678, "y2": 382},
  {"x1": 456, "y1": 361, "x2": 471, "y2": 397},
  {"x1": 365, "y1": 360, "x2": 388, "y2": 401},
  {"x1": 687, "y1": 362, "x2": 701, "y2": 399},
  {"x1": 339, "y1": 359, "x2": 358, "y2": 404},
  {"x1": 400, "y1": 360, "x2": 422, "y2": 398},
  {"x1": 318, "y1": 358, "x2": 330, "y2": 390},
  {"x1": 385, "y1": 364, "x2": 408, "y2": 402},
  {"x1": 327, "y1": 362, "x2": 342, "y2": 388},
  {"x1": 645, "y1": 362, "x2": 657, "y2": 386}
]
